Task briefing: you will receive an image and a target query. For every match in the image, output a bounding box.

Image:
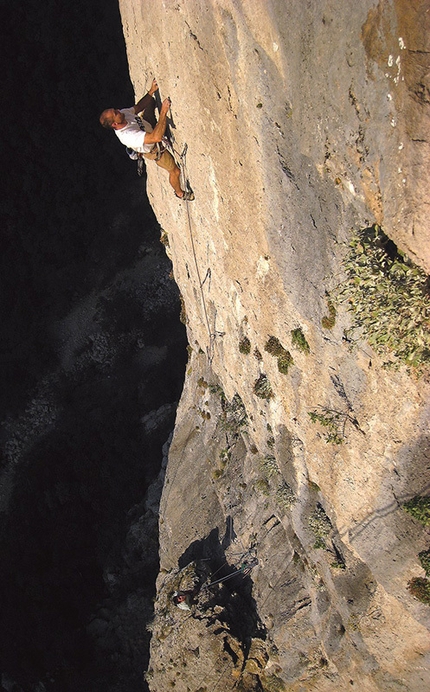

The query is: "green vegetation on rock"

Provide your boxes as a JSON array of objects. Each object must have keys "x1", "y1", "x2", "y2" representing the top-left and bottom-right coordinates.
[
  {"x1": 309, "y1": 504, "x2": 333, "y2": 549},
  {"x1": 208, "y1": 386, "x2": 247, "y2": 435},
  {"x1": 276, "y1": 482, "x2": 296, "y2": 509},
  {"x1": 255, "y1": 477, "x2": 270, "y2": 495},
  {"x1": 408, "y1": 577, "x2": 430, "y2": 605},
  {"x1": 179, "y1": 293, "x2": 187, "y2": 324},
  {"x1": 239, "y1": 336, "x2": 251, "y2": 354},
  {"x1": 220, "y1": 393, "x2": 248, "y2": 433},
  {"x1": 337, "y1": 225, "x2": 430, "y2": 371},
  {"x1": 265, "y1": 336, "x2": 294, "y2": 374},
  {"x1": 291, "y1": 327, "x2": 310, "y2": 354},
  {"x1": 253, "y1": 346, "x2": 263, "y2": 361},
  {"x1": 321, "y1": 297, "x2": 336, "y2": 329},
  {"x1": 265, "y1": 336, "x2": 285, "y2": 356},
  {"x1": 254, "y1": 374, "x2": 274, "y2": 399},
  {"x1": 419, "y1": 549, "x2": 430, "y2": 576},
  {"x1": 308, "y1": 408, "x2": 346, "y2": 444},
  {"x1": 403, "y1": 496, "x2": 430, "y2": 526},
  {"x1": 260, "y1": 454, "x2": 279, "y2": 479},
  {"x1": 260, "y1": 673, "x2": 287, "y2": 691}
]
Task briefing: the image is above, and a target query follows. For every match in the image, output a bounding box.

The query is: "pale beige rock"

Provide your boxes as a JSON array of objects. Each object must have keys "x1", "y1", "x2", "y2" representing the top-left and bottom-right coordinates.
[{"x1": 119, "y1": 1, "x2": 430, "y2": 690}]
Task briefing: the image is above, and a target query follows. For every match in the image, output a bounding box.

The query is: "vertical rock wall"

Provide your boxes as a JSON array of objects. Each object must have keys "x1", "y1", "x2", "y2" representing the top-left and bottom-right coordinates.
[{"x1": 118, "y1": 1, "x2": 430, "y2": 690}]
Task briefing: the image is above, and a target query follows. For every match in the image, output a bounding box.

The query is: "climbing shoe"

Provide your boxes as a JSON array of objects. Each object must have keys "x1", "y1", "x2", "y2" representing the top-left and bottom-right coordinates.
[
  {"x1": 175, "y1": 189, "x2": 195, "y2": 201},
  {"x1": 126, "y1": 147, "x2": 139, "y2": 160}
]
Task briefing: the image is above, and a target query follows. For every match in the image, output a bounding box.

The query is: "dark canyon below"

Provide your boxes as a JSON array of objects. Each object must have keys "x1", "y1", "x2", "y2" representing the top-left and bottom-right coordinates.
[{"x1": 1, "y1": 1, "x2": 187, "y2": 690}]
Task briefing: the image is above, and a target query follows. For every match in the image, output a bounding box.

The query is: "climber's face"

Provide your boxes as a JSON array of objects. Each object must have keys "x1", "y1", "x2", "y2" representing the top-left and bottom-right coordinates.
[{"x1": 109, "y1": 109, "x2": 126, "y2": 129}]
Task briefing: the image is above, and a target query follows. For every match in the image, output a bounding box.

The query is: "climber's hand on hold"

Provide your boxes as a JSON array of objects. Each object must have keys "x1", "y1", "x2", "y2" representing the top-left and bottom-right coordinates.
[{"x1": 160, "y1": 97, "x2": 171, "y2": 116}]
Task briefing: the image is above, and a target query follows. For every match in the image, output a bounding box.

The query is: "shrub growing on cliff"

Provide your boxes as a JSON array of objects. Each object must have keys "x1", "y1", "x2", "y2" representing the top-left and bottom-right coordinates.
[
  {"x1": 265, "y1": 336, "x2": 294, "y2": 374},
  {"x1": 239, "y1": 336, "x2": 251, "y2": 354},
  {"x1": 403, "y1": 496, "x2": 430, "y2": 526},
  {"x1": 308, "y1": 408, "x2": 345, "y2": 444},
  {"x1": 321, "y1": 297, "x2": 336, "y2": 329},
  {"x1": 260, "y1": 454, "x2": 279, "y2": 479},
  {"x1": 419, "y1": 549, "x2": 430, "y2": 576},
  {"x1": 208, "y1": 383, "x2": 224, "y2": 397},
  {"x1": 277, "y1": 351, "x2": 294, "y2": 374},
  {"x1": 407, "y1": 577, "x2": 430, "y2": 605},
  {"x1": 291, "y1": 327, "x2": 310, "y2": 354},
  {"x1": 276, "y1": 482, "x2": 296, "y2": 509},
  {"x1": 336, "y1": 225, "x2": 430, "y2": 372},
  {"x1": 208, "y1": 386, "x2": 247, "y2": 441},
  {"x1": 253, "y1": 374, "x2": 274, "y2": 399},
  {"x1": 220, "y1": 393, "x2": 248, "y2": 434},
  {"x1": 309, "y1": 504, "x2": 333, "y2": 549},
  {"x1": 265, "y1": 336, "x2": 284, "y2": 356},
  {"x1": 253, "y1": 346, "x2": 263, "y2": 361}
]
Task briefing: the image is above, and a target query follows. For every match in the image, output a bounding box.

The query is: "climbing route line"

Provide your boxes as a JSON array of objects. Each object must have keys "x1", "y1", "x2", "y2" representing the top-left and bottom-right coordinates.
[
  {"x1": 165, "y1": 121, "x2": 216, "y2": 363},
  {"x1": 202, "y1": 551, "x2": 258, "y2": 590}
]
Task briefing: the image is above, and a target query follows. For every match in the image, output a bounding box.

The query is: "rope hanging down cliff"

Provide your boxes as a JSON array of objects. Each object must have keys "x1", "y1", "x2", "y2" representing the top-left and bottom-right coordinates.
[
  {"x1": 165, "y1": 105, "x2": 217, "y2": 363},
  {"x1": 171, "y1": 550, "x2": 259, "y2": 611}
]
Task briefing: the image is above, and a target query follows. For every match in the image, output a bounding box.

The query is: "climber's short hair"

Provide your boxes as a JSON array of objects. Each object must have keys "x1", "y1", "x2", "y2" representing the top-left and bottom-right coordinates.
[{"x1": 99, "y1": 109, "x2": 115, "y2": 129}]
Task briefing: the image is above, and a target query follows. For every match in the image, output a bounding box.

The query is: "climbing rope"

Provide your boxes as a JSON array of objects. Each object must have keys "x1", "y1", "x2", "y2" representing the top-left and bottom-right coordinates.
[
  {"x1": 203, "y1": 559, "x2": 258, "y2": 589},
  {"x1": 188, "y1": 551, "x2": 259, "y2": 692},
  {"x1": 164, "y1": 110, "x2": 216, "y2": 363},
  {"x1": 167, "y1": 551, "x2": 258, "y2": 601}
]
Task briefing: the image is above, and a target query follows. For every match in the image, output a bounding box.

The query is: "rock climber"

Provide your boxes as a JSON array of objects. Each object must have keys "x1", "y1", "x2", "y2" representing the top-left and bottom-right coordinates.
[
  {"x1": 172, "y1": 590, "x2": 193, "y2": 610},
  {"x1": 170, "y1": 560, "x2": 211, "y2": 610},
  {"x1": 99, "y1": 78, "x2": 194, "y2": 201}
]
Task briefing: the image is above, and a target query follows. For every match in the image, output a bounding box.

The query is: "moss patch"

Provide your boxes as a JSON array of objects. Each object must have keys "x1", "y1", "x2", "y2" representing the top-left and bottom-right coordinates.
[
  {"x1": 291, "y1": 327, "x2": 310, "y2": 354},
  {"x1": 321, "y1": 297, "x2": 336, "y2": 329},
  {"x1": 239, "y1": 336, "x2": 251, "y2": 354},
  {"x1": 265, "y1": 336, "x2": 294, "y2": 374}
]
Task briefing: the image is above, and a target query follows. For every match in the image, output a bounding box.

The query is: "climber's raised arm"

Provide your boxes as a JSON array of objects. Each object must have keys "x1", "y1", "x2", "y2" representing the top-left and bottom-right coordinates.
[{"x1": 133, "y1": 78, "x2": 159, "y2": 114}]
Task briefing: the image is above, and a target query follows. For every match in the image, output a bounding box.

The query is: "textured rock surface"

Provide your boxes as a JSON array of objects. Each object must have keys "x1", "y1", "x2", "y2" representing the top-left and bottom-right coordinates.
[{"x1": 118, "y1": 1, "x2": 430, "y2": 690}]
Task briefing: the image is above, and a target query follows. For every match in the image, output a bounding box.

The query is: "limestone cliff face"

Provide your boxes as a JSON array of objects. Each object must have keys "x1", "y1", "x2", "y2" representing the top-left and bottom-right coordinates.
[{"x1": 119, "y1": 1, "x2": 430, "y2": 690}]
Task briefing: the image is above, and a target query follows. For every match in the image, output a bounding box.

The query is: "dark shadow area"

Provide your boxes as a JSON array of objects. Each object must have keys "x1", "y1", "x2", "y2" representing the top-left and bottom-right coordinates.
[
  {"x1": 222, "y1": 515, "x2": 237, "y2": 550},
  {"x1": 178, "y1": 527, "x2": 266, "y2": 654},
  {"x1": 1, "y1": 0, "x2": 149, "y2": 418},
  {"x1": 178, "y1": 528, "x2": 226, "y2": 571},
  {"x1": 0, "y1": 1, "x2": 187, "y2": 690}
]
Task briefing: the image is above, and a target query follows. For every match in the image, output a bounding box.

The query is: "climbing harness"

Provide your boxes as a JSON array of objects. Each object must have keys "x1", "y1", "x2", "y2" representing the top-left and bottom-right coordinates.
[
  {"x1": 126, "y1": 114, "x2": 169, "y2": 176},
  {"x1": 135, "y1": 113, "x2": 168, "y2": 161}
]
